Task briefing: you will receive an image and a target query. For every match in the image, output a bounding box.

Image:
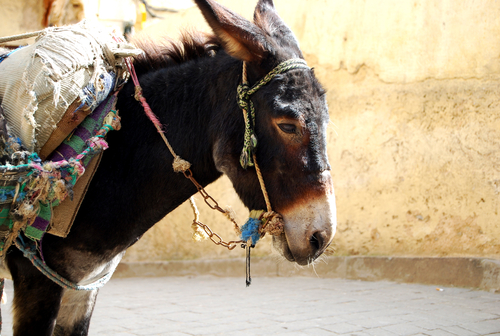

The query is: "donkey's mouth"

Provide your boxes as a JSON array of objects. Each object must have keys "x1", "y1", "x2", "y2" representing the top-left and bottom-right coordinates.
[
  {"x1": 274, "y1": 234, "x2": 324, "y2": 265},
  {"x1": 281, "y1": 237, "x2": 295, "y2": 262},
  {"x1": 283, "y1": 238, "x2": 330, "y2": 265},
  {"x1": 273, "y1": 234, "x2": 295, "y2": 262},
  {"x1": 273, "y1": 233, "x2": 324, "y2": 265}
]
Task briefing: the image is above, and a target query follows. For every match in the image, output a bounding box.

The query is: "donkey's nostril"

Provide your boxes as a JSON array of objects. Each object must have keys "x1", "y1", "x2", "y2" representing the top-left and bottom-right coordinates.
[{"x1": 310, "y1": 231, "x2": 323, "y2": 254}]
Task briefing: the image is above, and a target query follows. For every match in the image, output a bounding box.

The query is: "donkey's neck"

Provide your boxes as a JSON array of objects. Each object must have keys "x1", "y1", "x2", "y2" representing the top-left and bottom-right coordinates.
[{"x1": 74, "y1": 52, "x2": 243, "y2": 250}]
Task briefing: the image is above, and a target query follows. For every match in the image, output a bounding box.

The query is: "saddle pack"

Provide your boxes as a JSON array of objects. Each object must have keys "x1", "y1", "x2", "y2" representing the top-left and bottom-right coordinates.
[{"x1": 0, "y1": 21, "x2": 141, "y2": 259}]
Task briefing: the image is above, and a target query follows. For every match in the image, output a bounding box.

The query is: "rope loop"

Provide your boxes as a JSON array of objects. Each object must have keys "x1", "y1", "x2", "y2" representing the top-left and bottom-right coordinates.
[
  {"x1": 248, "y1": 58, "x2": 309, "y2": 95},
  {"x1": 15, "y1": 236, "x2": 114, "y2": 291},
  {"x1": 237, "y1": 58, "x2": 309, "y2": 248},
  {"x1": 237, "y1": 58, "x2": 309, "y2": 169},
  {"x1": 260, "y1": 211, "x2": 284, "y2": 236}
]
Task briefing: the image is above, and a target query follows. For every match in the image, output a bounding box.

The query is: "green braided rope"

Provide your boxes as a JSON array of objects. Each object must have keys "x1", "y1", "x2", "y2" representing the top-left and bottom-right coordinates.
[
  {"x1": 237, "y1": 58, "x2": 310, "y2": 168},
  {"x1": 237, "y1": 81, "x2": 258, "y2": 168},
  {"x1": 247, "y1": 59, "x2": 309, "y2": 95}
]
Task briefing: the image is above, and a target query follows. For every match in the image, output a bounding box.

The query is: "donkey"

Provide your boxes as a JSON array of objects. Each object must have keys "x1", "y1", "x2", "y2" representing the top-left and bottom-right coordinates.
[{"x1": 3, "y1": 0, "x2": 336, "y2": 335}]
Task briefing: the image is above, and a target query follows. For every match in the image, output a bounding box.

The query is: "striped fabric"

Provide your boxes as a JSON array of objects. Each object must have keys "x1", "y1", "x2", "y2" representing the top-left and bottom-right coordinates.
[
  {"x1": 0, "y1": 94, "x2": 117, "y2": 253},
  {"x1": 24, "y1": 95, "x2": 117, "y2": 241}
]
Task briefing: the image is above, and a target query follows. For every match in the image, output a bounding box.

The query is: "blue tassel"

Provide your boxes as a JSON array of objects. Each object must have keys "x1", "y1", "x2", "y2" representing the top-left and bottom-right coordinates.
[{"x1": 240, "y1": 217, "x2": 261, "y2": 245}]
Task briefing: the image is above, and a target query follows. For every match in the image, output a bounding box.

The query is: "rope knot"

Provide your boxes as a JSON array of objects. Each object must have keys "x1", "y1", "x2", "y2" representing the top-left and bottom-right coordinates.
[
  {"x1": 260, "y1": 211, "x2": 284, "y2": 236},
  {"x1": 237, "y1": 83, "x2": 258, "y2": 169},
  {"x1": 240, "y1": 210, "x2": 284, "y2": 246},
  {"x1": 103, "y1": 110, "x2": 122, "y2": 131},
  {"x1": 236, "y1": 83, "x2": 251, "y2": 111},
  {"x1": 134, "y1": 85, "x2": 143, "y2": 101},
  {"x1": 172, "y1": 156, "x2": 191, "y2": 173}
]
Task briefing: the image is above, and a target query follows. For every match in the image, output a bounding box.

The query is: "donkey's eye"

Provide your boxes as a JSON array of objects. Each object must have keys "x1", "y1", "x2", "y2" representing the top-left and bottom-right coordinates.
[{"x1": 278, "y1": 123, "x2": 297, "y2": 134}]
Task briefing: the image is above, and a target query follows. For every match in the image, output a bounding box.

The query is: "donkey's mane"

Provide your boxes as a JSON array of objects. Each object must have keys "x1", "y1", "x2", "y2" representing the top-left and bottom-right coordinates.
[{"x1": 132, "y1": 30, "x2": 221, "y2": 73}]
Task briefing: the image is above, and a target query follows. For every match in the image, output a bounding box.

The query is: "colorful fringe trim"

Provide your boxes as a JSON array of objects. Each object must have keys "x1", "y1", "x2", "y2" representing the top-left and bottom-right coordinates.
[{"x1": 0, "y1": 94, "x2": 120, "y2": 256}]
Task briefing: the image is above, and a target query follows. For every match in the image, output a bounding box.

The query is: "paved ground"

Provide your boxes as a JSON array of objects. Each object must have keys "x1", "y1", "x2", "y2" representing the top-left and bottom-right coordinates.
[{"x1": 1, "y1": 276, "x2": 499, "y2": 336}]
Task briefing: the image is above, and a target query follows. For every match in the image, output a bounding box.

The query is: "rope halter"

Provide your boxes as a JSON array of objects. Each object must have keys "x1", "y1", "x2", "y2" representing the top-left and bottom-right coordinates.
[
  {"x1": 124, "y1": 55, "x2": 310, "y2": 286},
  {"x1": 237, "y1": 58, "x2": 310, "y2": 169},
  {"x1": 237, "y1": 58, "x2": 311, "y2": 246}
]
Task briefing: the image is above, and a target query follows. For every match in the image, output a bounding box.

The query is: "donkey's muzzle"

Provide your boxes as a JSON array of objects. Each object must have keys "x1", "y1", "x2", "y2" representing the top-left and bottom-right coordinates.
[{"x1": 275, "y1": 185, "x2": 337, "y2": 265}]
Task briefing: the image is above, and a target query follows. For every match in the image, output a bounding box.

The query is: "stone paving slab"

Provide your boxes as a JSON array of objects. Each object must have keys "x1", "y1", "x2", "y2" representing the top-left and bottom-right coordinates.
[{"x1": 1, "y1": 277, "x2": 499, "y2": 335}]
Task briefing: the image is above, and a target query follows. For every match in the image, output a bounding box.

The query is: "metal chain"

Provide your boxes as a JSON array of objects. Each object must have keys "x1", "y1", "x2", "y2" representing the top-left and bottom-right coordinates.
[
  {"x1": 124, "y1": 58, "x2": 244, "y2": 251},
  {"x1": 183, "y1": 168, "x2": 245, "y2": 250},
  {"x1": 192, "y1": 220, "x2": 243, "y2": 250}
]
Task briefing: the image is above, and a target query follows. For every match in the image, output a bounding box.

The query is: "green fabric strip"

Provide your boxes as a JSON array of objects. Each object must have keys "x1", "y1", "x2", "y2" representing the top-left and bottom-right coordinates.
[
  {"x1": 0, "y1": 208, "x2": 13, "y2": 229},
  {"x1": 66, "y1": 135, "x2": 86, "y2": 153},
  {"x1": 38, "y1": 202, "x2": 52, "y2": 221},
  {"x1": 25, "y1": 226, "x2": 44, "y2": 240},
  {"x1": 0, "y1": 208, "x2": 11, "y2": 219},
  {"x1": 25, "y1": 202, "x2": 52, "y2": 240},
  {"x1": 80, "y1": 116, "x2": 99, "y2": 133}
]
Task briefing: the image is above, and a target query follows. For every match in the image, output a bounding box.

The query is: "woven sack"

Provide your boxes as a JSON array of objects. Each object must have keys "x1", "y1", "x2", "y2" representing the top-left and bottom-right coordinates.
[{"x1": 0, "y1": 20, "x2": 140, "y2": 153}]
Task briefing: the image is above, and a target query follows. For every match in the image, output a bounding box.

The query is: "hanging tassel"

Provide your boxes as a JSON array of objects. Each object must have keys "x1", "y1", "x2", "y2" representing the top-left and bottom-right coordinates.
[
  {"x1": 245, "y1": 243, "x2": 252, "y2": 287},
  {"x1": 0, "y1": 278, "x2": 5, "y2": 334},
  {"x1": 240, "y1": 210, "x2": 264, "y2": 244}
]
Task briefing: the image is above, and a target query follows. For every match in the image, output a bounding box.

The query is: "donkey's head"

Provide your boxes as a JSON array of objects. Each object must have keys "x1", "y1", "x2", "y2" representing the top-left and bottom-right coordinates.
[{"x1": 195, "y1": 0, "x2": 336, "y2": 265}]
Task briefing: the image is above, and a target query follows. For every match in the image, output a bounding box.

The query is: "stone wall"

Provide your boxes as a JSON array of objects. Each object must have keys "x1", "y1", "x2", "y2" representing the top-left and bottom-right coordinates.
[
  {"x1": 1, "y1": 0, "x2": 499, "y2": 261},
  {"x1": 299, "y1": 0, "x2": 500, "y2": 259},
  {"x1": 0, "y1": 0, "x2": 137, "y2": 45},
  {"x1": 0, "y1": 0, "x2": 47, "y2": 45},
  {"x1": 124, "y1": 0, "x2": 500, "y2": 262}
]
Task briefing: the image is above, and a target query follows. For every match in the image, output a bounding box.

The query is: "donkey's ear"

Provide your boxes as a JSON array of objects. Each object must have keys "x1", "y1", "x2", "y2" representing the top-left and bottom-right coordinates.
[
  {"x1": 193, "y1": 0, "x2": 267, "y2": 62},
  {"x1": 253, "y1": 0, "x2": 301, "y2": 52}
]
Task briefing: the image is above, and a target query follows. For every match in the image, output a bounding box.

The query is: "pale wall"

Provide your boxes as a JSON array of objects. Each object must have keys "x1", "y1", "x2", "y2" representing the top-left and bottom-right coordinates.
[
  {"x1": 124, "y1": 0, "x2": 500, "y2": 262},
  {"x1": 2, "y1": 0, "x2": 499, "y2": 261},
  {"x1": 0, "y1": 0, "x2": 46, "y2": 45}
]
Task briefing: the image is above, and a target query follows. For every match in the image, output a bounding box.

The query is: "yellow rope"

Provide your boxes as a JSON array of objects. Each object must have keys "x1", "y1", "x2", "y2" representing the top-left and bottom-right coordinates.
[
  {"x1": 241, "y1": 62, "x2": 284, "y2": 237},
  {"x1": 151, "y1": 117, "x2": 191, "y2": 172},
  {"x1": 252, "y1": 153, "x2": 272, "y2": 213},
  {"x1": 189, "y1": 196, "x2": 200, "y2": 222},
  {"x1": 242, "y1": 63, "x2": 273, "y2": 213}
]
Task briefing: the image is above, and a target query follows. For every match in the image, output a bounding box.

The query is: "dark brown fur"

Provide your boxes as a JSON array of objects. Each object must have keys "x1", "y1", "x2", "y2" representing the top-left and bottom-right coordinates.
[{"x1": 132, "y1": 31, "x2": 221, "y2": 73}]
